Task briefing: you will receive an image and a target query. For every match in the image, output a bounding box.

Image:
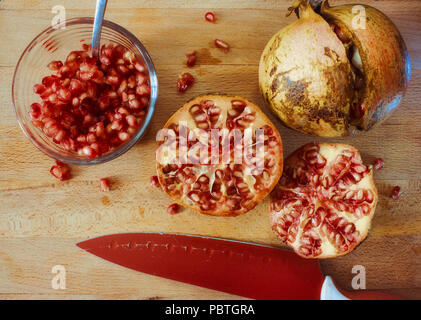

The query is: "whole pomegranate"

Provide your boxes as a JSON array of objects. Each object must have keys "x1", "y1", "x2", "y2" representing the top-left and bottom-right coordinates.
[
  {"x1": 271, "y1": 143, "x2": 378, "y2": 258},
  {"x1": 259, "y1": 0, "x2": 411, "y2": 137},
  {"x1": 156, "y1": 95, "x2": 283, "y2": 216}
]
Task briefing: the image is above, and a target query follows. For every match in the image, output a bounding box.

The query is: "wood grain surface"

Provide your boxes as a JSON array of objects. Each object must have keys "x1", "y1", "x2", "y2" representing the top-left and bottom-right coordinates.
[{"x1": 0, "y1": 0, "x2": 420, "y2": 299}]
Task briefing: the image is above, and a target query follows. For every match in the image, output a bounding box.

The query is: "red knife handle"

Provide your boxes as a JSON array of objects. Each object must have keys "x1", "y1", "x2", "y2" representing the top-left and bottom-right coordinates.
[{"x1": 322, "y1": 276, "x2": 406, "y2": 300}]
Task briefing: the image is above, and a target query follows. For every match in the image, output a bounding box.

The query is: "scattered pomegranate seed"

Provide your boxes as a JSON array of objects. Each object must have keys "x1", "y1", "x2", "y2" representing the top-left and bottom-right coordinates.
[
  {"x1": 205, "y1": 12, "x2": 216, "y2": 22},
  {"x1": 215, "y1": 39, "x2": 230, "y2": 53},
  {"x1": 186, "y1": 51, "x2": 197, "y2": 68},
  {"x1": 167, "y1": 203, "x2": 181, "y2": 215},
  {"x1": 99, "y1": 178, "x2": 111, "y2": 192},
  {"x1": 50, "y1": 161, "x2": 71, "y2": 181},
  {"x1": 150, "y1": 175, "x2": 160, "y2": 188},
  {"x1": 30, "y1": 42, "x2": 151, "y2": 159},
  {"x1": 177, "y1": 72, "x2": 195, "y2": 93},
  {"x1": 391, "y1": 186, "x2": 401, "y2": 200},
  {"x1": 373, "y1": 158, "x2": 384, "y2": 170}
]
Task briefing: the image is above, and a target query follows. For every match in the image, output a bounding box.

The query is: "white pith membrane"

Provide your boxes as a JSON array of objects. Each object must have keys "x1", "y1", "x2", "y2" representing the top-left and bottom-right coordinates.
[
  {"x1": 156, "y1": 96, "x2": 283, "y2": 216},
  {"x1": 330, "y1": 23, "x2": 366, "y2": 124},
  {"x1": 271, "y1": 143, "x2": 377, "y2": 258}
]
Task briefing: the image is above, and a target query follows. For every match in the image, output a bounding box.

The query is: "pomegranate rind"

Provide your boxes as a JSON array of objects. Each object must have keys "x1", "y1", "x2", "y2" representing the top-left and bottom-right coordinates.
[
  {"x1": 270, "y1": 143, "x2": 378, "y2": 258},
  {"x1": 156, "y1": 94, "x2": 283, "y2": 216},
  {"x1": 320, "y1": 1, "x2": 411, "y2": 131},
  {"x1": 259, "y1": 2, "x2": 354, "y2": 137}
]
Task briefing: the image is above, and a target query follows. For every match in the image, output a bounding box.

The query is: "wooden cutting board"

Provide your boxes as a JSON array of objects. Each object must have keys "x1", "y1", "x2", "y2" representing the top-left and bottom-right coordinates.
[{"x1": 0, "y1": 0, "x2": 420, "y2": 299}]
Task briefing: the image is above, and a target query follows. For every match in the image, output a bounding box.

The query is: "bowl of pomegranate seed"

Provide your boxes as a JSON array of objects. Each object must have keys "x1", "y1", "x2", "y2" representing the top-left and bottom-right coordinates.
[{"x1": 12, "y1": 17, "x2": 158, "y2": 165}]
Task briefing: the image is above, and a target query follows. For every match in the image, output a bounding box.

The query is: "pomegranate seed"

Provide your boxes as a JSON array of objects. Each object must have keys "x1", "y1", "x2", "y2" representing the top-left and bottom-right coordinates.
[
  {"x1": 117, "y1": 106, "x2": 129, "y2": 115},
  {"x1": 135, "y1": 73, "x2": 147, "y2": 85},
  {"x1": 111, "y1": 120, "x2": 123, "y2": 131},
  {"x1": 82, "y1": 146, "x2": 95, "y2": 157},
  {"x1": 123, "y1": 51, "x2": 135, "y2": 63},
  {"x1": 150, "y1": 175, "x2": 160, "y2": 188},
  {"x1": 76, "y1": 134, "x2": 86, "y2": 144},
  {"x1": 80, "y1": 71, "x2": 94, "y2": 81},
  {"x1": 102, "y1": 47, "x2": 114, "y2": 59},
  {"x1": 215, "y1": 39, "x2": 230, "y2": 53},
  {"x1": 100, "y1": 55, "x2": 112, "y2": 66},
  {"x1": 34, "y1": 84, "x2": 46, "y2": 94},
  {"x1": 42, "y1": 76, "x2": 57, "y2": 86},
  {"x1": 127, "y1": 127, "x2": 137, "y2": 135},
  {"x1": 391, "y1": 186, "x2": 401, "y2": 200},
  {"x1": 91, "y1": 143, "x2": 100, "y2": 154},
  {"x1": 106, "y1": 75, "x2": 120, "y2": 86},
  {"x1": 61, "y1": 138, "x2": 76, "y2": 151},
  {"x1": 99, "y1": 178, "x2": 111, "y2": 192},
  {"x1": 177, "y1": 73, "x2": 195, "y2": 93},
  {"x1": 128, "y1": 97, "x2": 142, "y2": 110},
  {"x1": 118, "y1": 131, "x2": 130, "y2": 141},
  {"x1": 167, "y1": 203, "x2": 181, "y2": 215},
  {"x1": 87, "y1": 132, "x2": 97, "y2": 144},
  {"x1": 125, "y1": 115, "x2": 137, "y2": 127},
  {"x1": 117, "y1": 79, "x2": 128, "y2": 94},
  {"x1": 205, "y1": 12, "x2": 216, "y2": 22},
  {"x1": 117, "y1": 64, "x2": 130, "y2": 75},
  {"x1": 50, "y1": 162, "x2": 70, "y2": 181},
  {"x1": 69, "y1": 79, "x2": 83, "y2": 94},
  {"x1": 373, "y1": 158, "x2": 384, "y2": 170},
  {"x1": 62, "y1": 78, "x2": 70, "y2": 88},
  {"x1": 48, "y1": 60, "x2": 63, "y2": 71},
  {"x1": 136, "y1": 83, "x2": 151, "y2": 96},
  {"x1": 95, "y1": 122, "x2": 105, "y2": 137},
  {"x1": 29, "y1": 103, "x2": 41, "y2": 119},
  {"x1": 134, "y1": 61, "x2": 146, "y2": 73},
  {"x1": 54, "y1": 129, "x2": 66, "y2": 143},
  {"x1": 48, "y1": 93, "x2": 58, "y2": 104},
  {"x1": 58, "y1": 88, "x2": 71, "y2": 101},
  {"x1": 186, "y1": 51, "x2": 197, "y2": 67},
  {"x1": 66, "y1": 51, "x2": 79, "y2": 63}
]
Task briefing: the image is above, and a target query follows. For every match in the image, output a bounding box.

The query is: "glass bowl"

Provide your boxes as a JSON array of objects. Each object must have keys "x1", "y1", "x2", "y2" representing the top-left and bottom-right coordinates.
[{"x1": 12, "y1": 17, "x2": 158, "y2": 165}]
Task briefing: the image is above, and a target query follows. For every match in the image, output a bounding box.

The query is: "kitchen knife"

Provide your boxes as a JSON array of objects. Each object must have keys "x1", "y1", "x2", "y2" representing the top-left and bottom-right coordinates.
[{"x1": 77, "y1": 233, "x2": 403, "y2": 300}]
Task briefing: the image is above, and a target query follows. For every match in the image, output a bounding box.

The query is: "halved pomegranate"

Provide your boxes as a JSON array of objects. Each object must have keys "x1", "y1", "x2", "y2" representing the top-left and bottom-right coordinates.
[
  {"x1": 156, "y1": 95, "x2": 283, "y2": 216},
  {"x1": 271, "y1": 143, "x2": 378, "y2": 258},
  {"x1": 259, "y1": 0, "x2": 410, "y2": 137},
  {"x1": 320, "y1": 0, "x2": 411, "y2": 131}
]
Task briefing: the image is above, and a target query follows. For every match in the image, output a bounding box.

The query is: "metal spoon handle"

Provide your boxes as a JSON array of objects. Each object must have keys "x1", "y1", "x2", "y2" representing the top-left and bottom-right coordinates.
[{"x1": 92, "y1": 0, "x2": 108, "y2": 59}]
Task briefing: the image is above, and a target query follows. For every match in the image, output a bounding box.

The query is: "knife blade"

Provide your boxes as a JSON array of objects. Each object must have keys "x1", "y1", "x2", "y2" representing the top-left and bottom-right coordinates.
[{"x1": 76, "y1": 232, "x2": 404, "y2": 300}]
